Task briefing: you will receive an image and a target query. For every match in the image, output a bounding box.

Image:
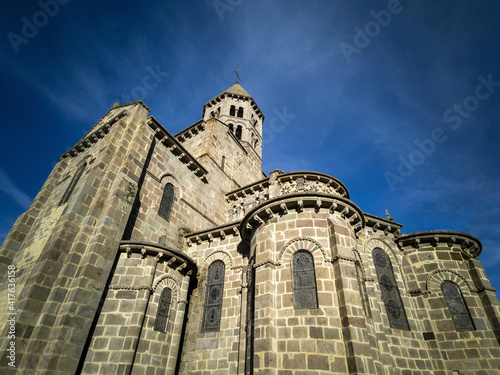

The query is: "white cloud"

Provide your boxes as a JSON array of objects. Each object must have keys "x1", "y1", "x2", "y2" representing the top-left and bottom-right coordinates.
[{"x1": 0, "y1": 167, "x2": 32, "y2": 210}]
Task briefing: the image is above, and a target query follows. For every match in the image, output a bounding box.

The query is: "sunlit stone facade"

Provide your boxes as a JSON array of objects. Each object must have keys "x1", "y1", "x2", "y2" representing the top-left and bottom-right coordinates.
[{"x1": 1, "y1": 83, "x2": 499, "y2": 374}]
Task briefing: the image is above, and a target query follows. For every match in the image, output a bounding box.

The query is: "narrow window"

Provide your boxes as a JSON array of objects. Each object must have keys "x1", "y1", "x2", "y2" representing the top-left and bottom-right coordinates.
[
  {"x1": 159, "y1": 183, "x2": 175, "y2": 221},
  {"x1": 221, "y1": 156, "x2": 226, "y2": 171},
  {"x1": 235, "y1": 125, "x2": 242, "y2": 140},
  {"x1": 59, "y1": 162, "x2": 87, "y2": 206},
  {"x1": 237, "y1": 107, "x2": 244, "y2": 118},
  {"x1": 154, "y1": 287, "x2": 172, "y2": 333},
  {"x1": 372, "y1": 248, "x2": 410, "y2": 330},
  {"x1": 230, "y1": 105, "x2": 236, "y2": 116},
  {"x1": 292, "y1": 251, "x2": 318, "y2": 309},
  {"x1": 441, "y1": 280, "x2": 475, "y2": 331},
  {"x1": 202, "y1": 260, "x2": 225, "y2": 332},
  {"x1": 228, "y1": 124, "x2": 234, "y2": 133}
]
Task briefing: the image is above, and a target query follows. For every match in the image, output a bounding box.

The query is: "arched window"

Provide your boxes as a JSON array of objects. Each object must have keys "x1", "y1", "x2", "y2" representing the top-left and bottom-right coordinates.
[
  {"x1": 154, "y1": 287, "x2": 172, "y2": 333},
  {"x1": 441, "y1": 280, "x2": 475, "y2": 331},
  {"x1": 202, "y1": 260, "x2": 225, "y2": 332},
  {"x1": 372, "y1": 248, "x2": 410, "y2": 330},
  {"x1": 59, "y1": 162, "x2": 87, "y2": 206},
  {"x1": 230, "y1": 105, "x2": 236, "y2": 116},
  {"x1": 159, "y1": 183, "x2": 175, "y2": 221},
  {"x1": 292, "y1": 251, "x2": 318, "y2": 309},
  {"x1": 235, "y1": 125, "x2": 242, "y2": 140},
  {"x1": 237, "y1": 107, "x2": 244, "y2": 118},
  {"x1": 228, "y1": 124, "x2": 234, "y2": 133}
]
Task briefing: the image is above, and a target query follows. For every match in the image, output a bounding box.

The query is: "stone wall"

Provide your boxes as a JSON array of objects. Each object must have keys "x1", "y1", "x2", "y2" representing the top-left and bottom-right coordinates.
[{"x1": 0, "y1": 102, "x2": 151, "y2": 374}]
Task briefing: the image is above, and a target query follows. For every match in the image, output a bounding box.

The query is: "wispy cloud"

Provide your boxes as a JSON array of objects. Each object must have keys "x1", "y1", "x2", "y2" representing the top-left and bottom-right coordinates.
[{"x1": 0, "y1": 167, "x2": 32, "y2": 210}]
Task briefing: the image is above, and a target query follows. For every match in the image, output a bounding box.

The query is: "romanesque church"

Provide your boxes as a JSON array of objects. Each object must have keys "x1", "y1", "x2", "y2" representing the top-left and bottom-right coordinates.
[{"x1": 1, "y1": 82, "x2": 499, "y2": 374}]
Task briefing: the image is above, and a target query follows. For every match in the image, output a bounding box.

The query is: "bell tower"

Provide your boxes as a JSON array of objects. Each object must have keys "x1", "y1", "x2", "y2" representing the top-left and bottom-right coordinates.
[
  {"x1": 176, "y1": 82, "x2": 265, "y2": 190},
  {"x1": 202, "y1": 82, "x2": 264, "y2": 160}
]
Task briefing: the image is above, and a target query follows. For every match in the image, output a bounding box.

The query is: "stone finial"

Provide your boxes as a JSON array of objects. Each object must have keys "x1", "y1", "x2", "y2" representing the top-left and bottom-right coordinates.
[{"x1": 385, "y1": 209, "x2": 394, "y2": 221}]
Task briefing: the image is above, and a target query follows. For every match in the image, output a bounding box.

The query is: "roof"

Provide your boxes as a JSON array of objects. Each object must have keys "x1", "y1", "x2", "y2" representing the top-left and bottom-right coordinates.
[{"x1": 224, "y1": 82, "x2": 252, "y2": 98}]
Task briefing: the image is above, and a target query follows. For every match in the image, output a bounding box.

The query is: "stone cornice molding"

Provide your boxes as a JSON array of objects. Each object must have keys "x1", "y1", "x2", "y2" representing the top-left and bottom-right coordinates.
[
  {"x1": 147, "y1": 116, "x2": 208, "y2": 181},
  {"x1": 240, "y1": 193, "x2": 365, "y2": 242},
  {"x1": 184, "y1": 222, "x2": 241, "y2": 246},
  {"x1": 119, "y1": 241, "x2": 197, "y2": 276},
  {"x1": 396, "y1": 231, "x2": 482, "y2": 258},
  {"x1": 277, "y1": 171, "x2": 349, "y2": 199},
  {"x1": 174, "y1": 119, "x2": 206, "y2": 141},
  {"x1": 226, "y1": 179, "x2": 270, "y2": 201},
  {"x1": 204, "y1": 92, "x2": 265, "y2": 121},
  {"x1": 61, "y1": 109, "x2": 128, "y2": 159},
  {"x1": 364, "y1": 213, "x2": 403, "y2": 236},
  {"x1": 225, "y1": 171, "x2": 349, "y2": 202}
]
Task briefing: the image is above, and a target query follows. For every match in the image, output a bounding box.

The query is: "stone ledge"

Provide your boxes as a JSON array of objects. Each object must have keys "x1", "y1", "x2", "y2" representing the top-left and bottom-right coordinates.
[
  {"x1": 119, "y1": 241, "x2": 197, "y2": 276},
  {"x1": 240, "y1": 193, "x2": 366, "y2": 242},
  {"x1": 396, "y1": 231, "x2": 482, "y2": 258},
  {"x1": 147, "y1": 117, "x2": 208, "y2": 181}
]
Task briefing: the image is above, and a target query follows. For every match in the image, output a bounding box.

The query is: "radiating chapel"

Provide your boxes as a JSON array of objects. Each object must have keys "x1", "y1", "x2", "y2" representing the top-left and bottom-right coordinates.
[{"x1": 0, "y1": 82, "x2": 499, "y2": 375}]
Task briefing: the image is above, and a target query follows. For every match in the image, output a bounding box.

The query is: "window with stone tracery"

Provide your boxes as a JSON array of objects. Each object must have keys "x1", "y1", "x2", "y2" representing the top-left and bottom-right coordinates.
[
  {"x1": 201, "y1": 260, "x2": 225, "y2": 332},
  {"x1": 292, "y1": 251, "x2": 318, "y2": 309},
  {"x1": 154, "y1": 287, "x2": 172, "y2": 333},
  {"x1": 441, "y1": 280, "x2": 474, "y2": 331},
  {"x1": 372, "y1": 247, "x2": 410, "y2": 330}
]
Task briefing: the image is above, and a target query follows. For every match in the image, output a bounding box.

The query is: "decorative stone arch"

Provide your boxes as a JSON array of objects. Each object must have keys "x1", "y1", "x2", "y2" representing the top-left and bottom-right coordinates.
[
  {"x1": 425, "y1": 269, "x2": 474, "y2": 295},
  {"x1": 278, "y1": 237, "x2": 327, "y2": 266},
  {"x1": 364, "y1": 237, "x2": 400, "y2": 262},
  {"x1": 153, "y1": 275, "x2": 180, "y2": 299},
  {"x1": 203, "y1": 249, "x2": 234, "y2": 271},
  {"x1": 151, "y1": 275, "x2": 180, "y2": 333},
  {"x1": 159, "y1": 174, "x2": 182, "y2": 200}
]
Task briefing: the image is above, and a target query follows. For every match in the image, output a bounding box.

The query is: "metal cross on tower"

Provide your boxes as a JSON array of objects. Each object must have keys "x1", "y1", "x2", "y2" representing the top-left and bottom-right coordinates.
[{"x1": 234, "y1": 68, "x2": 242, "y2": 83}]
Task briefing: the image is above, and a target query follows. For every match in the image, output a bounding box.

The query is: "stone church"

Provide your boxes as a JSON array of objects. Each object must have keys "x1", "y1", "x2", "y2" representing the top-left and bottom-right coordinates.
[{"x1": 1, "y1": 82, "x2": 499, "y2": 375}]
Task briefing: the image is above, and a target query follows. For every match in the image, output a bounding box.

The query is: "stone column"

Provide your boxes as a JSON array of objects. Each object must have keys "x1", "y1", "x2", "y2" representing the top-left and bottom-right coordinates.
[
  {"x1": 329, "y1": 218, "x2": 373, "y2": 374},
  {"x1": 165, "y1": 273, "x2": 190, "y2": 374},
  {"x1": 252, "y1": 263, "x2": 277, "y2": 375}
]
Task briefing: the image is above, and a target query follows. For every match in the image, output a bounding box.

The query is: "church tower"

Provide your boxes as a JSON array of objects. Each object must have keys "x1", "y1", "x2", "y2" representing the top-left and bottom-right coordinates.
[
  {"x1": 203, "y1": 82, "x2": 264, "y2": 158},
  {"x1": 176, "y1": 82, "x2": 265, "y2": 190}
]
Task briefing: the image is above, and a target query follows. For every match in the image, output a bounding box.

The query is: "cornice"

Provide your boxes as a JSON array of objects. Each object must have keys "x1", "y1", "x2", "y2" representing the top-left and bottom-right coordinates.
[
  {"x1": 185, "y1": 221, "x2": 241, "y2": 246},
  {"x1": 364, "y1": 213, "x2": 403, "y2": 236},
  {"x1": 240, "y1": 192, "x2": 365, "y2": 242},
  {"x1": 147, "y1": 116, "x2": 208, "y2": 182},
  {"x1": 174, "y1": 120, "x2": 206, "y2": 141},
  {"x1": 119, "y1": 240, "x2": 197, "y2": 276},
  {"x1": 60, "y1": 109, "x2": 128, "y2": 159},
  {"x1": 396, "y1": 230, "x2": 482, "y2": 258}
]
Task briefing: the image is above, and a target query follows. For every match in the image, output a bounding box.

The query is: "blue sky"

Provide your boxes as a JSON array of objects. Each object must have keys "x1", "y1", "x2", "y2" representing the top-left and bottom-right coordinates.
[{"x1": 1, "y1": 1, "x2": 499, "y2": 292}]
